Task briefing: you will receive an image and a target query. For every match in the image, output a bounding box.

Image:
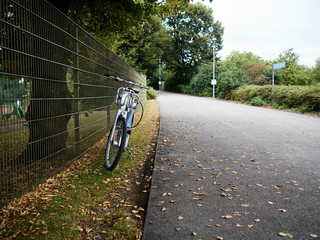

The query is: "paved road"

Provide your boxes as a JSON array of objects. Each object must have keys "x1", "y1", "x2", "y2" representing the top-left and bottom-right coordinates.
[{"x1": 143, "y1": 92, "x2": 320, "y2": 240}]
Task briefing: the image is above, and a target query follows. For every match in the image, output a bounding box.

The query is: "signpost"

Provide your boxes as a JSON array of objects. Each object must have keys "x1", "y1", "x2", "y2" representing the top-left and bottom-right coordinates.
[
  {"x1": 272, "y1": 61, "x2": 285, "y2": 92},
  {"x1": 273, "y1": 61, "x2": 285, "y2": 70}
]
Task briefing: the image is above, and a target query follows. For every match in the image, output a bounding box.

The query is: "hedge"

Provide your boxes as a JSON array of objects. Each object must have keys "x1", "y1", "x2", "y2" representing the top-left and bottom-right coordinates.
[{"x1": 231, "y1": 84, "x2": 320, "y2": 113}]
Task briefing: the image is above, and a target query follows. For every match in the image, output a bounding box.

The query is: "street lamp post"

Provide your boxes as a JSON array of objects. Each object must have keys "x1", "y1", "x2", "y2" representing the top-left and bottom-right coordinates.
[
  {"x1": 159, "y1": 59, "x2": 161, "y2": 91},
  {"x1": 212, "y1": 38, "x2": 216, "y2": 98}
]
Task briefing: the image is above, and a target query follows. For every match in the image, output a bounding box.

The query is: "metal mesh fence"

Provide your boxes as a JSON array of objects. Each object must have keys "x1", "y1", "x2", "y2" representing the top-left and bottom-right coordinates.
[{"x1": 0, "y1": 0, "x2": 147, "y2": 207}]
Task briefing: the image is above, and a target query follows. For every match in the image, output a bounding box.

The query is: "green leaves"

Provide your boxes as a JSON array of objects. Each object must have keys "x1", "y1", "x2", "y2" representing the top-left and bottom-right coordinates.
[{"x1": 165, "y1": 3, "x2": 224, "y2": 85}]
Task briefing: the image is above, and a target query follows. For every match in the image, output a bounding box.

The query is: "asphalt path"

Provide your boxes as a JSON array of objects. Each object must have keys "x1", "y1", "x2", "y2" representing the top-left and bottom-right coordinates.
[{"x1": 143, "y1": 92, "x2": 320, "y2": 240}]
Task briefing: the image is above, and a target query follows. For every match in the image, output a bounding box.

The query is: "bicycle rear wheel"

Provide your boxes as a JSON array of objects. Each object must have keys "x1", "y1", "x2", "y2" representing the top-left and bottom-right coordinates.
[{"x1": 105, "y1": 117, "x2": 127, "y2": 170}]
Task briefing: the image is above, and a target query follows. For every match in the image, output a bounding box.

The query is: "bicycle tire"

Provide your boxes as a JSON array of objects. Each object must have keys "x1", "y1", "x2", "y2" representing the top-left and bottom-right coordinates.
[
  {"x1": 131, "y1": 101, "x2": 144, "y2": 128},
  {"x1": 105, "y1": 117, "x2": 127, "y2": 170}
]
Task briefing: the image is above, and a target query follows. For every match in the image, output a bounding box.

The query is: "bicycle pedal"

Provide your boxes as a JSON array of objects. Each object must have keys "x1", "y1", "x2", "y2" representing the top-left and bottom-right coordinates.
[{"x1": 127, "y1": 148, "x2": 135, "y2": 158}]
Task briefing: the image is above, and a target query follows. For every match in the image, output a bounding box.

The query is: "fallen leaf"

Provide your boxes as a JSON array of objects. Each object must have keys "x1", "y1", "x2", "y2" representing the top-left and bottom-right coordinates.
[
  {"x1": 161, "y1": 207, "x2": 167, "y2": 212},
  {"x1": 235, "y1": 223, "x2": 243, "y2": 228},
  {"x1": 221, "y1": 215, "x2": 233, "y2": 219},
  {"x1": 254, "y1": 219, "x2": 260, "y2": 222},
  {"x1": 278, "y1": 209, "x2": 287, "y2": 213},
  {"x1": 192, "y1": 232, "x2": 197, "y2": 236},
  {"x1": 77, "y1": 226, "x2": 84, "y2": 232},
  {"x1": 241, "y1": 204, "x2": 250, "y2": 207},
  {"x1": 278, "y1": 232, "x2": 293, "y2": 238},
  {"x1": 176, "y1": 228, "x2": 181, "y2": 232},
  {"x1": 178, "y1": 216, "x2": 184, "y2": 220},
  {"x1": 268, "y1": 201, "x2": 274, "y2": 205},
  {"x1": 193, "y1": 197, "x2": 205, "y2": 201},
  {"x1": 310, "y1": 234, "x2": 318, "y2": 238},
  {"x1": 248, "y1": 225, "x2": 254, "y2": 228},
  {"x1": 216, "y1": 236, "x2": 223, "y2": 240},
  {"x1": 233, "y1": 211, "x2": 241, "y2": 216},
  {"x1": 220, "y1": 192, "x2": 230, "y2": 197}
]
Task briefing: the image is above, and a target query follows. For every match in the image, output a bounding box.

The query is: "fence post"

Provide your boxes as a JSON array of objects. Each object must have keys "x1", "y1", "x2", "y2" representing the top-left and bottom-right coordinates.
[
  {"x1": 106, "y1": 49, "x2": 111, "y2": 130},
  {"x1": 74, "y1": 27, "x2": 80, "y2": 154}
]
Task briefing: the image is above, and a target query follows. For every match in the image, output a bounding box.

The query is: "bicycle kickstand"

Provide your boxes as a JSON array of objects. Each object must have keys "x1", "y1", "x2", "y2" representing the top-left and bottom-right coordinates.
[{"x1": 127, "y1": 148, "x2": 135, "y2": 158}]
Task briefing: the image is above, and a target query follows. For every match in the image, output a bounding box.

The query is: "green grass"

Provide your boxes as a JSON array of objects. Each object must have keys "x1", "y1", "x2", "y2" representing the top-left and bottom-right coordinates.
[{"x1": 0, "y1": 100, "x2": 160, "y2": 240}]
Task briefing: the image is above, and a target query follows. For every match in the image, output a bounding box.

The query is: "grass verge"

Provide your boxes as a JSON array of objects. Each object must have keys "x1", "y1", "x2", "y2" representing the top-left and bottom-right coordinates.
[{"x1": 0, "y1": 99, "x2": 160, "y2": 240}]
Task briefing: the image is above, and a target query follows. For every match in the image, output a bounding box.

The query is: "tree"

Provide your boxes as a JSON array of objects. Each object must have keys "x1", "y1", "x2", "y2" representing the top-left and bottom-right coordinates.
[
  {"x1": 241, "y1": 62, "x2": 270, "y2": 85},
  {"x1": 116, "y1": 15, "x2": 173, "y2": 81},
  {"x1": 277, "y1": 48, "x2": 310, "y2": 85},
  {"x1": 225, "y1": 51, "x2": 263, "y2": 69},
  {"x1": 68, "y1": 0, "x2": 158, "y2": 35},
  {"x1": 165, "y1": 3, "x2": 224, "y2": 86}
]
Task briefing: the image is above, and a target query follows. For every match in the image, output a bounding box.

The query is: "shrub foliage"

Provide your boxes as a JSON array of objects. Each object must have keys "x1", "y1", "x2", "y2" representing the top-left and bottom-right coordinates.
[{"x1": 232, "y1": 84, "x2": 320, "y2": 113}]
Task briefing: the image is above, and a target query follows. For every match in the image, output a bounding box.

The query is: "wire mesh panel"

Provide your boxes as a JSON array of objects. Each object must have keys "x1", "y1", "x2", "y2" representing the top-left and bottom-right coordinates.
[{"x1": 0, "y1": 0, "x2": 147, "y2": 207}]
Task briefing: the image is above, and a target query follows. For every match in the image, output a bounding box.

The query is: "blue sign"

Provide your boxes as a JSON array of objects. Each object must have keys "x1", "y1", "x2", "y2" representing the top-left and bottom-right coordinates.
[{"x1": 273, "y1": 62, "x2": 285, "y2": 70}]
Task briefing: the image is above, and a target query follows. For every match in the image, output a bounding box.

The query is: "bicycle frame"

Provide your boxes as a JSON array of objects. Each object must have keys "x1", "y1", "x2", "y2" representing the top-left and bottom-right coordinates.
[{"x1": 111, "y1": 87, "x2": 140, "y2": 149}]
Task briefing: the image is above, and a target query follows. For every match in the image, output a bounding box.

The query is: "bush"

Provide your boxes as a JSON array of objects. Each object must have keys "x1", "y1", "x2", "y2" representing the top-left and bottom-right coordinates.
[
  {"x1": 217, "y1": 63, "x2": 248, "y2": 99},
  {"x1": 232, "y1": 84, "x2": 320, "y2": 113},
  {"x1": 250, "y1": 96, "x2": 267, "y2": 106},
  {"x1": 189, "y1": 63, "x2": 212, "y2": 97},
  {"x1": 147, "y1": 87, "x2": 157, "y2": 100}
]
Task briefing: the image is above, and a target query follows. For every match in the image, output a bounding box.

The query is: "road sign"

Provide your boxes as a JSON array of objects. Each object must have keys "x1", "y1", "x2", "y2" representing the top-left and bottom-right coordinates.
[
  {"x1": 273, "y1": 62, "x2": 285, "y2": 70},
  {"x1": 211, "y1": 79, "x2": 217, "y2": 85}
]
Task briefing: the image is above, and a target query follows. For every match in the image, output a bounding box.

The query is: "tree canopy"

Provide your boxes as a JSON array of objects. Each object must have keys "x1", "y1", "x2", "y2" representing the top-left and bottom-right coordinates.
[
  {"x1": 165, "y1": 3, "x2": 223, "y2": 86},
  {"x1": 277, "y1": 48, "x2": 310, "y2": 85}
]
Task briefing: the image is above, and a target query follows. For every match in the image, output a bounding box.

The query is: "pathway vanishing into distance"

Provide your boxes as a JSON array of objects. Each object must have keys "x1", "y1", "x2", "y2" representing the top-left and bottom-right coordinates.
[{"x1": 143, "y1": 92, "x2": 320, "y2": 240}]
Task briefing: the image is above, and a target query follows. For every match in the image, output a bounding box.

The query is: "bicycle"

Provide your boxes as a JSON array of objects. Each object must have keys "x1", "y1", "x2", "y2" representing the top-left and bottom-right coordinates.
[{"x1": 104, "y1": 74, "x2": 149, "y2": 171}]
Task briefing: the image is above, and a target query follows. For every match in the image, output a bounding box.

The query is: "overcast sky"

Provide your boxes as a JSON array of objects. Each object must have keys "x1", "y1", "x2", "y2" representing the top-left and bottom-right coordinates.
[{"x1": 199, "y1": 0, "x2": 320, "y2": 67}]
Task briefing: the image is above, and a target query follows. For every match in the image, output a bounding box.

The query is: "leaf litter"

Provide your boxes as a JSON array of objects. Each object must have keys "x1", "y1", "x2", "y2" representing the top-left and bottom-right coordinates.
[{"x1": 0, "y1": 100, "x2": 160, "y2": 240}]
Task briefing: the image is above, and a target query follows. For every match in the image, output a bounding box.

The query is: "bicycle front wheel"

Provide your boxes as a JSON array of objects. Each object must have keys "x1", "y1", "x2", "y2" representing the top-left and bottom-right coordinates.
[{"x1": 105, "y1": 117, "x2": 127, "y2": 170}]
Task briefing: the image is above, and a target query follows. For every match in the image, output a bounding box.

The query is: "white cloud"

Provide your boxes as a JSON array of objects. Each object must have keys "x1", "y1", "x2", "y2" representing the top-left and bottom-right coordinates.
[{"x1": 199, "y1": 0, "x2": 320, "y2": 66}]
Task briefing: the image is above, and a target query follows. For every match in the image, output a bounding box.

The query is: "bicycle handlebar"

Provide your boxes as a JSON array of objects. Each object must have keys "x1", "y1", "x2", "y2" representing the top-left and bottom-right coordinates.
[{"x1": 105, "y1": 73, "x2": 150, "y2": 90}]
